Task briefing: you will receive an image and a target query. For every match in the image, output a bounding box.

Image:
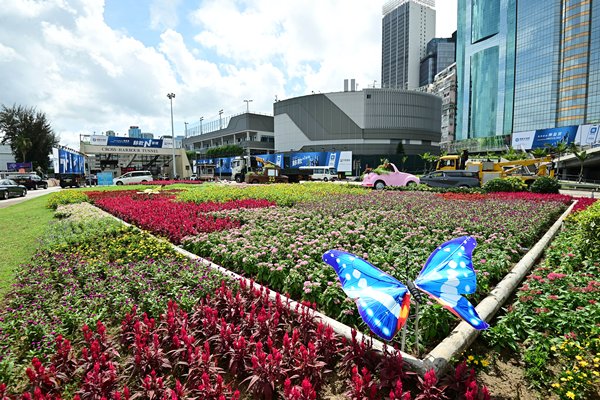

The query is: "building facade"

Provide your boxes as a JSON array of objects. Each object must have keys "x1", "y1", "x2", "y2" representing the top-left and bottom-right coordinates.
[
  {"x1": 183, "y1": 113, "x2": 275, "y2": 156},
  {"x1": 274, "y1": 88, "x2": 442, "y2": 156},
  {"x1": 419, "y1": 33, "x2": 456, "y2": 87},
  {"x1": 456, "y1": 0, "x2": 600, "y2": 144},
  {"x1": 382, "y1": 0, "x2": 436, "y2": 90},
  {"x1": 430, "y1": 62, "x2": 457, "y2": 143}
]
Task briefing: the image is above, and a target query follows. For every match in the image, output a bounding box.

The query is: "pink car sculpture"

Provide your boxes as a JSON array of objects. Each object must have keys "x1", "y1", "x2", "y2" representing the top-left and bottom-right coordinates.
[{"x1": 361, "y1": 163, "x2": 420, "y2": 190}]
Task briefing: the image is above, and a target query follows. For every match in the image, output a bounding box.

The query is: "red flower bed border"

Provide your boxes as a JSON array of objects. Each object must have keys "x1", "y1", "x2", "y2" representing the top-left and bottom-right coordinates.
[{"x1": 87, "y1": 191, "x2": 275, "y2": 244}]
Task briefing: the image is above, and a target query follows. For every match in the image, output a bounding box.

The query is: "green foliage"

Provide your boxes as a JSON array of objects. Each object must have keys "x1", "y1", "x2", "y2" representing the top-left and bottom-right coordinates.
[
  {"x1": 530, "y1": 177, "x2": 560, "y2": 194},
  {"x1": 46, "y1": 190, "x2": 90, "y2": 210},
  {"x1": 0, "y1": 104, "x2": 59, "y2": 171},
  {"x1": 485, "y1": 200, "x2": 600, "y2": 394},
  {"x1": 483, "y1": 177, "x2": 527, "y2": 192},
  {"x1": 502, "y1": 146, "x2": 528, "y2": 161},
  {"x1": 205, "y1": 144, "x2": 244, "y2": 158}
]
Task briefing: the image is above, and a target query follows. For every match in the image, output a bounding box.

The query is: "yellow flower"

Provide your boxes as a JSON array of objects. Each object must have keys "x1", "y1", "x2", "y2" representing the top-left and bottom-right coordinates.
[
  {"x1": 576, "y1": 355, "x2": 582, "y2": 361},
  {"x1": 481, "y1": 359, "x2": 490, "y2": 367},
  {"x1": 593, "y1": 371, "x2": 599, "y2": 376},
  {"x1": 552, "y1": 383, "x2": 560, "y2": 388},
  {"x1": 579, "y1": 361, "x2": 588, "y2": 367},
  {"x1": 551, "y1": 346, "x2": 557, "y2": 351},
  {"x1": 566, "y1": 391, "x2": 575, "y2": 399},
  {"x1": 468, "y1": 355, "x2": 474, "y2": 361}
]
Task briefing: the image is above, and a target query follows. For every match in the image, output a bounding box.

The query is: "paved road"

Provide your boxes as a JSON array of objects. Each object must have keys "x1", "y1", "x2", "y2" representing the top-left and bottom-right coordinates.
[{"x1": 0, "y1": 185, "x2": 61, "y2": 209}]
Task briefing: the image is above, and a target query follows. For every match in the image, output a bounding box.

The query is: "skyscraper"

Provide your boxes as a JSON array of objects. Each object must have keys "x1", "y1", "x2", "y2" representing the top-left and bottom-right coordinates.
[
  {"x1": 419, "y1": 33, "x2": 456, "y2": 87},
  {"x1": 456, "y1": 0, "x2": 600, "y2": 142},
  {"x1": 381, "y1": 0, "x2": 436, "y2": 90},
  {"x1": 128, "y1": 126, "x2": 142, "y2": 138}
]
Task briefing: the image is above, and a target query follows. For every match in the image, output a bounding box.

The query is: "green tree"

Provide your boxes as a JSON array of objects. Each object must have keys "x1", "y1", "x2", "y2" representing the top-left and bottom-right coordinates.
[
  {"x1": 530, "y1": 148, "x2": 547, "y2": 158},
  {"x1": 502, "y1": 146, "x2": 527, "y2": 161},
  {"x1": 545, "y1": 142, "x2": 569, "y2": 178},
  {"x1": 419, "y1": 152, "x2": 438, "y2": 173},
  {"x1": 0, "y1": 104, "x2": 58, "y2": 171},
  {"x1": 570, "y1": 144, "x2": 589, "y2": 183}
]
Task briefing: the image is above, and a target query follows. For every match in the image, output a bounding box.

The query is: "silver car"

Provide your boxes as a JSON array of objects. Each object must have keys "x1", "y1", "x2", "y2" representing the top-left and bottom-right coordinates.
[{"x1": 420, "y1": 170, "x2": 480, "y2": 188}]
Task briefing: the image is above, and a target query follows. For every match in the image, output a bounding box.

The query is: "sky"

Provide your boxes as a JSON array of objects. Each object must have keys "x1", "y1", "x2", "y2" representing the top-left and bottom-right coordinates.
[{"x1": 0, "y1": 0, "x2": 457, "y2": 149}]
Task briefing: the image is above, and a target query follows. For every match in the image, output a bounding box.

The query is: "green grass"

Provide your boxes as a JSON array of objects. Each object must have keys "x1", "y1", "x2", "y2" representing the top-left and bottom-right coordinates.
[{"x1": 0, "y1": 196, "x2": 55, "y2": 296}]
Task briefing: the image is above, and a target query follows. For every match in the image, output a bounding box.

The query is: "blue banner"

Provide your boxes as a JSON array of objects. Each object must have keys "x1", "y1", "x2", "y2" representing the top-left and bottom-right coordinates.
[
  {"x1": 7, "y1": 162, "x2": 32, "y2": 171},
  {"x1": 106, "y1": 136, "x2": 163, "y2": 148},
  {"x1": 58, "y1": 148, "x2": 85, "y2": 174},
  {"x1": 531, "y1": 126, "x2": 578, "y2": 149}
]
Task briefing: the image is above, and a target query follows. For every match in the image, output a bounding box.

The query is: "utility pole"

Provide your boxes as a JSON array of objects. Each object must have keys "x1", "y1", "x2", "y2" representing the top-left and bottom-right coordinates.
[{"x1": 167, "y1": 93, "x2": 177, "y2": 179}]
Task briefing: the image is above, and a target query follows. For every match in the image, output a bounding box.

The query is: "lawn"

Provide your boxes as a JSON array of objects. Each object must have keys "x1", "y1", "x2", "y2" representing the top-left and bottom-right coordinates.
[{"x1": 0, "y1": 196, "x2": 55, "y2": 296}]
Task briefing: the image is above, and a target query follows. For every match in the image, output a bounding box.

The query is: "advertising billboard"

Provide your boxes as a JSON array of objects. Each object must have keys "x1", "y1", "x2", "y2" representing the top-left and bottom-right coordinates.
[{"x1": 511, "y1": 126, "x2": 578, "y2": 150}]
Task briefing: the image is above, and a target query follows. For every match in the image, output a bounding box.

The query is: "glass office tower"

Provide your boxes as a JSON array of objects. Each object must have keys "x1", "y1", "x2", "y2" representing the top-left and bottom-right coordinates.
[{"x1": 456, "y1": 0, "x2": 600, "y2": 141}]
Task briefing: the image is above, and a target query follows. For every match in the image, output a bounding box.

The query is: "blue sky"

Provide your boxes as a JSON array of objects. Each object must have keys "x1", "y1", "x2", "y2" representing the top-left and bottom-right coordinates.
[{"x1": 0, "y1": 0, "x2": 457, "y2": 149}]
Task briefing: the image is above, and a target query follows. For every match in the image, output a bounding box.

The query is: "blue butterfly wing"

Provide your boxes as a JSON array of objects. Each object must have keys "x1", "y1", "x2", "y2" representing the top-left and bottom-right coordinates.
[
  {"x1": 414, "y1": 236, "x2": 489, "y2": 330},
  {"x1": 322, "y1": 250, "x2": 411, "y2": 340}
]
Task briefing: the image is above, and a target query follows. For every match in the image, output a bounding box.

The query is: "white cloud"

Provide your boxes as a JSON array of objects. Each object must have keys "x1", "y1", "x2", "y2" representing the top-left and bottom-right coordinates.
[{"x1": 0, "y1": 0, "x2": 456, "y2": 151}]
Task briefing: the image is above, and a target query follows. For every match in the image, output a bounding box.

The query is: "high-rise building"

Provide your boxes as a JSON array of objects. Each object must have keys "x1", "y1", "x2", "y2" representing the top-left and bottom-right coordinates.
[
  {"x1": 381, "y1": 0, "x2": 436, "y2": 90},
  {"x1": 430, "y1": 63, "x2": 457, "y2": 143},
  {"x1": 128, "y1": 126, "x2": 142, "y2": 138},
  {"x1": 456, "y1": 0, "x2": 600, "y2": 142},
  {"x1": 419, "y1": 33, "x2": 456, "y2": 87}
]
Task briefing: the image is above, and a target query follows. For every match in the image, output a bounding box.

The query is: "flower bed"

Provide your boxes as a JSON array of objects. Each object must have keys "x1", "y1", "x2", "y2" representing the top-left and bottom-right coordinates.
[
  {"x1": 0, "y1": 203, "x2": 491, "y2": 398},
  {"x1": 484, "y1": 198, "x2": 599, "y2": 398},
  {"x1": 86, "y1": 190, "x2": 275, "y2": 244},
  {"x1": 1, "y1": 282, "x2": 489, "y2": 399},
  {"x1": 182, "y1": 190, "x2": 570, "y2": 349}
]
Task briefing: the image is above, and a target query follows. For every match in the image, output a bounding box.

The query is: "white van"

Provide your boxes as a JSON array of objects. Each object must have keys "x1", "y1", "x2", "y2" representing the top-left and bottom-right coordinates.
[
  {"x1": 308, "y1": 167, "x2": 338, "y2": 181},
  {"x1": 113, "y1": 171, "x2": 153, "y2": 185}
]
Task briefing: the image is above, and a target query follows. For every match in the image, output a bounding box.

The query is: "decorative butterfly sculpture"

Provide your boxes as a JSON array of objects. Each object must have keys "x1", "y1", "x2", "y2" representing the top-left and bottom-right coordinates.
[{"x1": 322, "y1": 236, "x2": 489, "y2": 341}]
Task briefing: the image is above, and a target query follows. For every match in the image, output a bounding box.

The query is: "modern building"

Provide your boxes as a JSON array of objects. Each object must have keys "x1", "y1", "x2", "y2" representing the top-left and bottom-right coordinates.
[
  {"x1": 183, "y1": 112, "x2": 275, "y2": 156},
  {"x1": 419, "y1": 33, "x2": 456, "y2": 87},
  {"x1": 455, "y1": 0, "x2": 600, "y2": 148},
  {"x1": 274, "y1": 88, "x2": 442, "y2": 156},
  {"x1": 381, "y1": 0, "x2": 436, "y2": 90},
  {"x1": 128, "y1": 126, "x2": 142, "y2": 138},
  {"x1": 430, "y1": 63, "x2": 457, "y2": 143},
  {"x1": 0, "y1": 145, "x2": 16, "y2": 175}
]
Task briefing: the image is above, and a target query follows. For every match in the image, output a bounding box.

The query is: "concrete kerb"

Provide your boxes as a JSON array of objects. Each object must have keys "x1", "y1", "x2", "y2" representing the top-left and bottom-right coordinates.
[{"x1": 98, "y1": 198, "x2": 577, "y2": 377}]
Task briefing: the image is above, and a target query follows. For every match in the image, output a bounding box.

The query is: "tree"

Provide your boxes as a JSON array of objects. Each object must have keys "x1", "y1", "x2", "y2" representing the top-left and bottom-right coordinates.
[
  {"x1": 419, "y1": 152, "x2": 438, "y2": 174},
  {"x1": 545, "y1": 142, "x2": 569, "y2": 179},
  {"x1": 570, "y1": 144, "x2": 589, "y2": 183},
  {"x1": 530, "y1": 148, "x2": 547, "y2": 158},
  {"x1": 0, "y1": 104, "x2": 59, "y2": 171}
]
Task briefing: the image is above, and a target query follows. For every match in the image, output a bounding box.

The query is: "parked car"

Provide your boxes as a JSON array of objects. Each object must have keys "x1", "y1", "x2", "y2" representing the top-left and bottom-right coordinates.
[
  {"x1": 8, "y1": 173, "x2": 48, "y2": 190},
  {"x1": 113, "y1": 171, "x2": 153, "y2": 185},
  {"x1": 420, "y1": 170, "x2": 481, "y2": 188},
  {"x1": 361, "y1": 163, "x2": 420, "y2": 190},
  {"x1": 0, "y1": 179, "x2": 27, "y2": 199}
]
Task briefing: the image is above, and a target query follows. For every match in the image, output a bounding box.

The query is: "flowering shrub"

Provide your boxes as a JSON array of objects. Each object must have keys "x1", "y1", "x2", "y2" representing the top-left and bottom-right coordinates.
[
  {"x1": 485, "y1": 197, "x2": 600, "y2": 395},
  {"x1": 0, "y1": 281, "x2": 490, "y2": 399}
]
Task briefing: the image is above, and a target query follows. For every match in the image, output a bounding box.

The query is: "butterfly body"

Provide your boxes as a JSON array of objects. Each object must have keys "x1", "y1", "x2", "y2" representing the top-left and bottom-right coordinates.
[{"x1": 322, "y1": 236, "x2": 489, "y2": 341}]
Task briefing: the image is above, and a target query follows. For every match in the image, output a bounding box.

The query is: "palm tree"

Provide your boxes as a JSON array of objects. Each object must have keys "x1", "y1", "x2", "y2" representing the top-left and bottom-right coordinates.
[
  {"x1": 531, "y1": 148, "x2": 547, "y2": 158},
  {"x1": 14, "y1": 136, "x2": 32, "y2": 163},
  {"x1": 570, "y1": 144, "x2": 589, "y2": 183}
]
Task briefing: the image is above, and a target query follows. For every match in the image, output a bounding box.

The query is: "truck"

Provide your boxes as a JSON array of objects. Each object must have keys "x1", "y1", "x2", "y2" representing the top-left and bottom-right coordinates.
[
  {"x1": 244, "y1": 157, "x2": 289, "y2": 184},
  {"x1": 361, "y1": 162, "x2": 420, "y2": 190},
  {"x1": 191, "y1": 163, "x2": 216, "y2": 181},
  {"x1": 53, "y1": 147, "x2": 87, "y2": 188},
  {"x1": 231, "y1": 155, "x2": 311, "y2": 183},
  {"x1": 436, "y1": 155, "x2": 555, "y2": 186}
]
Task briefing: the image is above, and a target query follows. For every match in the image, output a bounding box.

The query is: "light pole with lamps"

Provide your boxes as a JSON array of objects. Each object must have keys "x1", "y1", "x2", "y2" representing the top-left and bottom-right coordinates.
[
  {"x1": 184, "y1": 122, "x2": 188, "y2": 138},
  {"x1": 199, "y1": 117, "x2": 204, "y2": 135},
  {"x1": 167, "y1": 93, "x2": 177, "y2": 179},
  {"x1": 218, "y1": 109, "x2": 223, "y2": 129},
  {"x1": 243, "y1": 99, "x2": 253, "y2": 113}
]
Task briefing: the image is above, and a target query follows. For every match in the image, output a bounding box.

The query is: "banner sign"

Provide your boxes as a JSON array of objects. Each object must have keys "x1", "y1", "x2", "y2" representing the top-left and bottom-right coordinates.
[
  {"x1": 97, "y1": 172, "x2": 114, "y2": 186},
  {"x1": 90, "y1": 135, "x2": 173, "y2": 149},
  {"x1": 574, "y1": 124, "x2": 600, "y2": 147},
  {"x1": 7, "y1": 162, "x2": 32, "y2": 171},
  {"x1": 511, "y1": 126, "x2": 578, "y2": 150}
]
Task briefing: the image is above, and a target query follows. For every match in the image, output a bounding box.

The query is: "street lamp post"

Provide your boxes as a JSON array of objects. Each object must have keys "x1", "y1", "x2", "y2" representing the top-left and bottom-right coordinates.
[
  {"x1": 184, "y1": 122, "x2": 188, "y2": 138},
  {"x1": 218, "y1": 109, "x2": 223, "y2": 129},
  {"x1": 167, "y1": 93, "x2": 177, "y2": 179},
  {"x1": 243, "y1": 99, "x2": 253, "y2": 113},
  {"x1": 199, "y1": 117, "x2": 204, "y2": 135}
]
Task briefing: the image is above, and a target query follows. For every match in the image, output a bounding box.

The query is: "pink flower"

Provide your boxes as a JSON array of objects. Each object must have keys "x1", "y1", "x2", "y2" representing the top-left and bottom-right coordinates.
[{"x1": 547, "y1": 272, "x2": 566, "y2": 281}]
